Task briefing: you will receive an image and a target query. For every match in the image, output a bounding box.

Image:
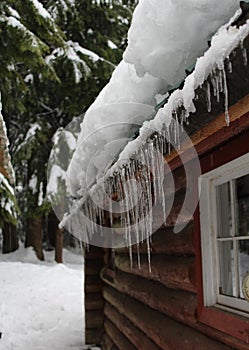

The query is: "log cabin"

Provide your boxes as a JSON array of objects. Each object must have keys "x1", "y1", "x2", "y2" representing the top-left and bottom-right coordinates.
[{"x1": 67, "y1": 4, "x2": 249, "y2": 350}]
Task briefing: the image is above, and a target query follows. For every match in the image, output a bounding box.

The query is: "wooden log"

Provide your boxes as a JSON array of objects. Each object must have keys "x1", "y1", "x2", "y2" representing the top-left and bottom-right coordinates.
[
  {"x1": 111, "y1": 271, "x2": 196, "y2": 325},
  {"x1": 85, "y1": 283, "x2": 103, "y2": 293},
  {"x1": 114, "y1": 254, "x2": 196, "y2": 293},
  {"x1": 115, "y1": 222, "x2": 195, "y2": 255},
  {"x1": 104, "y1": 319, "x2": 137, "y2": 350},
  {"x1": 85, "y1": 310, "x2": 104, "y2": 328},
  {"x1": 85, "y1": 274, "x2": 102, "y2": 285},
  {"x1": 85, "y1": 328, "x2": 103, "y2": 345},
  {"x1": 165, "y1": 165, "x2": 187, "y2": 196},
  {"x1": 103, "y1": 287, "x2": 232, "y2": 350},
  {"x1": 84, "y1": 247, "x2": 104, "y2": 260},
  {"x1": 105, "y1": 302, "x2": 160, "y2": 350},
  {"x1": 85, "y1": 292, "x2": 104, "y2": 310},
  {"x1": 101, "y1": 334, "x2": 117, "y2": 350},
  {"x1": 85, "y1": 263, "x2": 104, "y2": 276},
  {"x1": 165, "y1": 192, "x2": 194, "y2": 228}
]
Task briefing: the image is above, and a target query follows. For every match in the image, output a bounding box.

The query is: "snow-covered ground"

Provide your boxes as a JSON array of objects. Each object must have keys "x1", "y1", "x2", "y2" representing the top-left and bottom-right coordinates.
[{"x1": 0, "y1": 247, "x2": 100, "y2": 350}]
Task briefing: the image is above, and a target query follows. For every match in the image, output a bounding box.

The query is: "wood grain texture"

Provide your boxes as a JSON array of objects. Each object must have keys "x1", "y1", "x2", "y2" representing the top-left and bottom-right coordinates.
[
  {"x1": 115, "y1": 222, "x2": 195, "y2": 255},
  {"x1": 114, "y1": 253, "x2": 196, "y2": 293},
  {"x1": 104, "y1": 319, "x2": 137, "y2": 350},
  {"x1": 110, "y1": 270, "x2": 197, "y2": 325},
  {"x1": 103, "y1": 286, "x2": 232, "y2": 350},
  {"x1": 105, "y1": 302, "x2": 160, "y2": 350}
]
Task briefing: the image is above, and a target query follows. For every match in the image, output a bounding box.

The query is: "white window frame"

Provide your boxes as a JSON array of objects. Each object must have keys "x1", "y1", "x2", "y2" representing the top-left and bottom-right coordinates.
[{"x1": 199, "y1": 152, "x2": 249, "y2": 317}]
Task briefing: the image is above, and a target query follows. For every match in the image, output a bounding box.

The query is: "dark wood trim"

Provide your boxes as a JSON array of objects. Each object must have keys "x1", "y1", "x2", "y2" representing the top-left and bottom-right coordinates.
[{"x1": 166, "y1": 94, "x2": 249, "y2": 173}]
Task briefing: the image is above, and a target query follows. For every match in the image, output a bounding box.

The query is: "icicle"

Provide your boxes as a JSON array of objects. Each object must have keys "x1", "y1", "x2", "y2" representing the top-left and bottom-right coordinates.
[
  {"x1": 129, "y1": 245, "x2": 133, "y2": 269},
  {"x1": 136, "y1": 243, "x2": 141, "y2": 269},
  {"x1": 148, "y1": 140, "x2": 157, "y2": 204},
  {"x1": 243, "y1": 48, "x2": 248, "y2": 66},
  {"x1": 218, "y1": 69, "x2": 223, "y2": 93},
  {"x1": 131, "y1": 160, "x2": 141, "y2": 249},
  {"x1": 228, "y1": 60, "x2": 233, "y2": 74},
  {"x1": 222, "y1": 67, "x2": 230, "y2": 126},
  {"x1": 146, "y1": 236, "x2": 151, "y2": 273},
  {"x1": 241, "y1": 40, "x2": 248, "y2": 66},
  {"x1": 108, "y1": 179, "x2": 113, "y2": 227},
  {"x1": 211, "y1": 71, "x2": 217, "y2": 98},
  {"x1": 172, "y1": 113, "x2": 180, "y2": 150},
  {"x1": 206, "y1": 82, "x2": 212, "y2": 112}
]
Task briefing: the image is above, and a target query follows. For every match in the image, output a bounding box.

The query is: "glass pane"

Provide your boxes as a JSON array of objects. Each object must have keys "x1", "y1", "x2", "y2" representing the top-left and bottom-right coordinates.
[
  {"x1": 218, "y1": 241, "x2": 236, "y2": 297},
  {"x1": 238, "y1": 240, "x2": 249, "y2": 299},
  {"x1": 216, "y1": 182, "x2": 232, "y2": 238},
  {"x1": 235, "y1": 174, "x2": 249, "y2": 237}
]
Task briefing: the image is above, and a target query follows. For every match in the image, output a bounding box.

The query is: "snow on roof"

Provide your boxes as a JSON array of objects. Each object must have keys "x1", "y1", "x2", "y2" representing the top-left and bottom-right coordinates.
[
  {"x1": 62, "y1": 1, "x2": 249, "y2": 249},
  {"x1": 69, "y1": 0, "x2": 244, "y2": 198}
]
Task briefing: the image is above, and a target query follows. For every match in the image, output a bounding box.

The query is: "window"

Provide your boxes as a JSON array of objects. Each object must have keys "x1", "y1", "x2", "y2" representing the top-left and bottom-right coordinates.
[{"x1": 199, "y1": 153, "x2": 249, "y2": 317}]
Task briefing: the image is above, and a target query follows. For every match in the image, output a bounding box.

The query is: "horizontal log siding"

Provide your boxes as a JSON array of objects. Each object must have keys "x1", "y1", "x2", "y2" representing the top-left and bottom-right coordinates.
[
  {"x1": 104, "y1": 319, "x2": 136, "y2": 350},
  {"x1": 109, "y1": 270, "x2": 197, "y2": 325},
  {"x1": 99, "y1": 162, "x2": 236, "y2": 350},
  {"x1": 100, "y1": 165, "x2": 200, "y2": 349},
  {"x1": 114, "y1": 254, "x2": 196, "y2": 293},
  {"x1": 103, "y1": 286, "x2": 232, "y2": 350},
  {"x1": 85, "y1": 155, "x2": 242, "y2": 349},
  {"x1": 101, "y1": 334, "x2": 117, "y2": 350},
  {"x1": 104, "y1": 303, "x2": 160, "y2": 350},
  {"x1": 84, "y1": 247, "x2": 104, "y2": 345},
  {"x1": 115, "y1": 221, "x2": 195, "y2": 255}
]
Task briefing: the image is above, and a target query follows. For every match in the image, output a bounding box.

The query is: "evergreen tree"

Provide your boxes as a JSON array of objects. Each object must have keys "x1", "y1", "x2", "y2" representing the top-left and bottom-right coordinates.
[{"x1": 0, "y1": 0, "x2": 137, "y2": 258}]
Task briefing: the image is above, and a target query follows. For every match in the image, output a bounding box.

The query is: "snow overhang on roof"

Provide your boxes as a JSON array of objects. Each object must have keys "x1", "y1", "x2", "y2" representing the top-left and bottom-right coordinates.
[{"x1": 62, "y1": 3, "x2": 249, "y2": 251}]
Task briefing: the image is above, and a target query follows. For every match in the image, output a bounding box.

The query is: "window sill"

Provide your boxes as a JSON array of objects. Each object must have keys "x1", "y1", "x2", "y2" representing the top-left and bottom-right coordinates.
[{"x1": 198, "y1": 305, "x2": 249, "y2": 344}]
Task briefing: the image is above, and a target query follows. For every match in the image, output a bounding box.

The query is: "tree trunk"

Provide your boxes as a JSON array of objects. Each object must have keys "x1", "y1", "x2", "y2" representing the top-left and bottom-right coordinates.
[
  {"x1": 26, "y1": 217, "x2": 44, "y2": 260},
  {"x1": 55, "y1": 227, "x2": 63, "y2": 263},
  {"x1": 2, "y1": 223, "x2": 18, "y2": 254}
]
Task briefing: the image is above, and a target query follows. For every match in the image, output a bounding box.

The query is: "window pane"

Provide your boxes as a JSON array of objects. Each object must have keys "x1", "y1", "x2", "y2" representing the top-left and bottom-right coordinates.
[
  {"x1": 236, "y1": 174, "x2": 249, "y2": 237},
  {"x1": 238, "y1": 240, "x2": 249, "y2": 299},
  {"x1": 216, "y1": 182, "x2": 232, "y2": 238},
  {"x1": 218, "y1": 241, "x2": 236, "y2": 297}
]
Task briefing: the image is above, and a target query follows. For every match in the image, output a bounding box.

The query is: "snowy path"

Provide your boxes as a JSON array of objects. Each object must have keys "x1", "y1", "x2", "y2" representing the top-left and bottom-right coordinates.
[{"x1": 0, "y1": 247, "x2": 92, "y2": 350}]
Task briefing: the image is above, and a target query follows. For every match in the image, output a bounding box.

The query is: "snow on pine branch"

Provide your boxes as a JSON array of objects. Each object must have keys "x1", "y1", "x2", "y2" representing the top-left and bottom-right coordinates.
[
  {"x1": 45, "y1": 40, "x2": 110, "y2": 83},
  {"x1": 6, "y1": 6, "x2": 20, "y2": 20},
  {"x1": 3, "y1": 16, "x2": 41, "y2": 48},
  {"x1": 29, "y1": 0, "x2": 52, "y2": 20},
  {"x1": 48, "y1": 0, "x2": 76, "y2": 20}
]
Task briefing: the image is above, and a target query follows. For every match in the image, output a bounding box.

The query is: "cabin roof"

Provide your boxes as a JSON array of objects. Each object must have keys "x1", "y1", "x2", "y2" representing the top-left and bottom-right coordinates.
[{"x1": 64, "y1": 5, "x2": 249, "y2": 245}]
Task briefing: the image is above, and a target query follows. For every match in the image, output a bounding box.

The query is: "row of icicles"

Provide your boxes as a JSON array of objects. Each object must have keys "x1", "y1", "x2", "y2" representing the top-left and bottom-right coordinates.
[{"x1": 67, "y1": 42, "x2": 248, "y2": 272}]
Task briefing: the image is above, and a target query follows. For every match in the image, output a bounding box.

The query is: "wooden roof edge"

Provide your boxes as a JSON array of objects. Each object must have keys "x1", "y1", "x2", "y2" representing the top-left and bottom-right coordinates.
[{"x1": 165, "y1": 92, "x2": 249, "y2": 172}]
